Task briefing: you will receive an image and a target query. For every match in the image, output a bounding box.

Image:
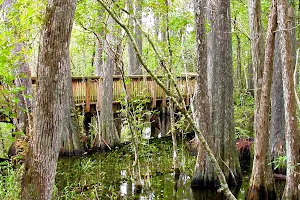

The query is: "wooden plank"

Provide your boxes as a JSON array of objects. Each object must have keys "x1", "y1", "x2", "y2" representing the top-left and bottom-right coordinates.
[
  {"x1": 97, "y1": 79, "x2": 103, "y2": 110},
  {"x1": 150, "y1": 80, "x2": 157, "y2": 108},
  {"x1": 185, "y1": 79, "x2": 190, "y2": 105},
  {"x1": 125, "y1": 80, "x2": 131, "y2": 101},
  {"x1": 162, "y1": 89, "x2": 167, "y2": 108},
  {"x1": 85, "y1": 78, "x2": 91, "y2": 112}
]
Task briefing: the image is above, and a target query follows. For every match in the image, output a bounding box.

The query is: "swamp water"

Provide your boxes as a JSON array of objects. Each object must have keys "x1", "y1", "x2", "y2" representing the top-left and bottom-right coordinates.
[{"x1": 54, "y1": 139, "x2": 251, "y2": 200}]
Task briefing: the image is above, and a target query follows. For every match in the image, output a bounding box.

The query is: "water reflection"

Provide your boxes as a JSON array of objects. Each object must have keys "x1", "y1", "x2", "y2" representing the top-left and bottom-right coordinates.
[
  {"x1": 55, "y1": 139, "x2": 266, "y2": 199},
  {"x1": 117, "y1": 173, "x2": 247, "y2": 200}
]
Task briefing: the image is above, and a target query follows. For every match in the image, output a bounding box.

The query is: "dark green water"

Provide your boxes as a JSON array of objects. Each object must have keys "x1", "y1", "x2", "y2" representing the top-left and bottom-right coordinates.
[{"x1": 54, "y1": 139, "x2": 252, "y2": 200}]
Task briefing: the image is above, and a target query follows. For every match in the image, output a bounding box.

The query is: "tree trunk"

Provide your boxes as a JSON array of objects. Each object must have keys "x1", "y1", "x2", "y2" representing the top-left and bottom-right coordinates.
[
  {"x1": 247, "y1": 0, "x2": 277, "y2": 199},
  {"x1": 216, "y1": 0, "x2": 241, "y2": 185},
  {"x1": 192, "y1": 0, "x2": 215, "y2": 187},
  {"x1": 127, "y1": 0, "x2": 143, "y2": 75},
  {"x1": 127, "y1": 0, "x2": 135, "y2": 75},
  {"x1": 94, "y1": 16, "x2": 120, "y2": 150},
  {"x1": 22, "y1": 0, "x2": 77, "y2": 199},
  {"x1": 248, "y1": 0, "x2": 265, "y2": 130},
  {"x1": 270, "y1": 28, "x2": 285, "y2": 173},
  {"x1": 134, "y1": 0, "x2": 143, "y2": 75},
  {"x1": 278, "y1": 0, "x2": 300, "y2": 198},
  {"x1": 94, "y1": 10, "x2": 105, "y2": 76},
  {"x1": 193, "y1": 0, "x2": 241, "y2": 188},
  {"x1": 154, "y1": 14, "x2": 160, "y2": 40},
  {"x1": 233, "y1": 14, "x2": 243, "y2": 91},
  {"x1": 94, "y1": 37, "x2": 104, "y2": 76},
  {"x1": 206, "y1": 0, "x2": 217, "y2": 109},
  {"x1": 246, "y1": 63, "x2": 254, "y2": 96},
  {"x1": 59, "y1": 59, "x2": 83, "y2": 156}
]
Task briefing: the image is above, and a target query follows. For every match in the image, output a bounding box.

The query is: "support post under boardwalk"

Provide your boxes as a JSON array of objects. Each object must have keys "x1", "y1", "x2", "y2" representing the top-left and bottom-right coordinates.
[
  {"x1": 150, "y1": 113, "x2": 160, "y2": 138},
  {"x1": 160, "y1": 91, "x2": 167, "y2": 137},
  {"x1": 185, "y1": 79, "x2": 190, "y2": 105}
]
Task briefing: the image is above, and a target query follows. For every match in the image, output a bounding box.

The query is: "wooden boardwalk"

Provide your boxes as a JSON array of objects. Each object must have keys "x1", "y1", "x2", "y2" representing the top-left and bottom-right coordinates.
[
  {"x1": 0, "y1": 74, "x2": 196, "y2": 122},
  {"x1": 71, "y1": 75, "x2": 196, "y2": 112}
]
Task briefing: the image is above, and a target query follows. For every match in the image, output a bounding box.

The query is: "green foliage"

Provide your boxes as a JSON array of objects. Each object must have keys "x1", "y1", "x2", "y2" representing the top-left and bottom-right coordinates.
[
  {"x1": 0, "y1": 123, "x2": 15, "y2": 158},
  {"x1": 71, "y1": 0, "x2": 102, "y2": 76},
  {"x1": 119, "y1": 92, "x2": 152, "y2": 141},
  {"x1": 234, "y1": 91, "x2": 254, "y2": 138},
  {"x1": 0, "y1": 0, "x2": 42, "y2": 121},
  {"x1": 0, "y1": 162, "x2": 21, "y2": 199},
  {"x1": 269, "y1": 156, "x2": 287, "y2": 170}
]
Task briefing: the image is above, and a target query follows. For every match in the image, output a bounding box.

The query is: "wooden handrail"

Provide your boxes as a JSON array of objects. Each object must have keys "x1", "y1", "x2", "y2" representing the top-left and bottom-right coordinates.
[{"x1": 1, "y1": 74, "x2": 197, "y2": 110}]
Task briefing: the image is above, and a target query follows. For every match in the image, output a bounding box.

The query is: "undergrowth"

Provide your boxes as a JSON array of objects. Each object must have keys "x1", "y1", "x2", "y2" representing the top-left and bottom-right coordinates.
[{"x1": 0, "y1": 161, "x2": 21, "y2": 199}]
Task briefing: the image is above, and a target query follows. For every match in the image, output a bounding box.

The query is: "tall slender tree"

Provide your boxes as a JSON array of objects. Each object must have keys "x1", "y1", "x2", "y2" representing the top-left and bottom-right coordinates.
[
  {"x1": 270, "y1": 29, "x2": 285, "y2": 173},
  {"x1": 22, "y1": 0, "x2": 77, "y2": 199},
  {"x1": 277, "y1": 0, "x2": 300, "y2": 198},
  {"x1": 134, "y1": 0, "x2": 143, "y2": 74},
  {"x1": 233, "y1": 14, "x2": 243, "y2": 90},
  {"x1": 94, "y1": 9, "x2": 105, "y2": 76},
  {"x1": 247, "y1": 0, "x2": 277, "y2": 198},
  {"x1": 94, "y1": 15, "x2": 120, "y2": 149},
  {"x1": 128, "y1": 0, "x2": 143, "y2": 75},
  {"x1": 248, "y1": 0, "x2": 265, "y2": 130}
]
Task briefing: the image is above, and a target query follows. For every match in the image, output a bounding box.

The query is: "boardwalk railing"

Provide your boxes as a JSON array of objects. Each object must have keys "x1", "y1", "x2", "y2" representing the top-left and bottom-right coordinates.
[
  {"x1": 1, "y1": 74, "x2": 196, "y2": 115},
  {"x1": 71, "y1": 74, "x2": 196, "y2": 112}
]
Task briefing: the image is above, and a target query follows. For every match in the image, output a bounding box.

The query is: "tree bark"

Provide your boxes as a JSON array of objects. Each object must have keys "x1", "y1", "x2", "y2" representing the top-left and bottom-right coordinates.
[
  {"x1": 134, "y1": 0, "x2": 143, "y2": 75},
  {"x1": 22, "y1": 0, "x2": 77, "y2": 199},
  {"x1": 218, "y1": 0, "x2": 241, "y2": 184},
  {"x1": 128, "y1": 0, "x2": 143, "y2": 75},
  {"x1": 270, "y1": 28, "x2": 286, "y2": 173},
  {"x1": 246, "y1": 63, "x2": 254, "y2": 96},
  {"x1": 192, "y1": 0, "x2": 215, "y2": 187},
  {"x1": 59, "y1": 60, "x2": 83, "y2": 156},
  {"x1": 248, "y1": 0, "x2": 265, "y2": 130},
  {"x1": 169, "y1": 102, "x2": 179, "y2": 174},
  {"x1": 247, "y1": 0, "x2": 277, "y2": 199},
  {"x1": 233, "y1": 14, "x2": 243, "y2": 91},
  {"x1": 193, "y1": 0, "x2": 241, "y2": 188},
  {"x1": 127, "y1": 0, "x2": 136, "y2": 75},
  {"x1": 94, "y1": 16, "x2": 120, "y2": 149},
  {"x1": 94, "y1": 10, "x2": 105, "y2": 76},
  {"x1": 206, "y1": 0, "x2": 242, "y2": 187},
  {"x1": 277, "y1": 0, "x2": 300, "y2": 198}
]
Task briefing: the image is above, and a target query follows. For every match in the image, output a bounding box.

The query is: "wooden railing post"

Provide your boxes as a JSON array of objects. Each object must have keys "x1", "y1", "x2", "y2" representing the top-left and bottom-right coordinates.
[
  {"x1": 125, "y1": 80, "x2": 131, "y2": 101},
  {"x1": 150, "y1": 80, "x2": 157, "y2": 108},
  {"x1": 85, "y1": 78, "x2": 91, "y2": 112},
  {"x1": 97, "y1": 78, "x2": 103, "y2": 111},
  {"x1": 185, "y1": 79, "x2": 190, "y2": 105}
]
